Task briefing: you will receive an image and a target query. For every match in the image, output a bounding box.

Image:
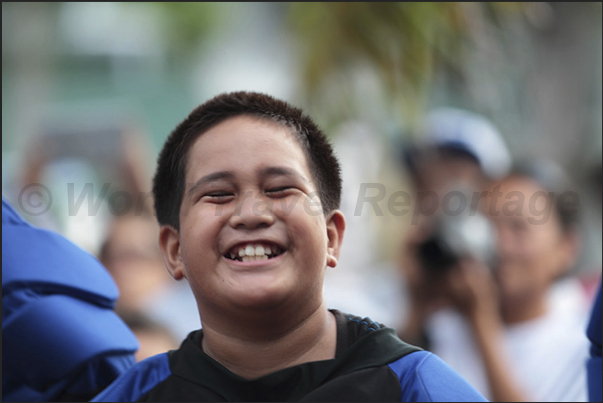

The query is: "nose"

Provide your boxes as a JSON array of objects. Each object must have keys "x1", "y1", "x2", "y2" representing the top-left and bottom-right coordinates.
[
  {"x1": 228, "y1": 191, "x2": 275, "y2": 229},
  {"x1": 495, "y1": 223, "x2": 516, "y2": 260}
]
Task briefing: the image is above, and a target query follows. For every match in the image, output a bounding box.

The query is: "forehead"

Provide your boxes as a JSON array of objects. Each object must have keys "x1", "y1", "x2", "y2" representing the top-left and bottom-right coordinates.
[
  {"x1": 491, "y1": 176, "x2": 546, "y2": 201},
  {"x1": 416, "y1": 153, "x2": 484, "y2": 192},
  {"x1": 487, "y1": 176, "x2": 559, "y2": 224},
  {"x1": 185, "y1": 115, "x2": 311, "y2": 182}
]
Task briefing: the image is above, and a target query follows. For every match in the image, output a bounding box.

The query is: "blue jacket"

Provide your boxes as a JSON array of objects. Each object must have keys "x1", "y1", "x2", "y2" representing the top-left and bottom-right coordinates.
[
  {"x1": 587, "y1": 282, "x2": 602, "y2": 402},
  {"x1": 2, "y1": 197, "x2": 138, "y2": 401}
]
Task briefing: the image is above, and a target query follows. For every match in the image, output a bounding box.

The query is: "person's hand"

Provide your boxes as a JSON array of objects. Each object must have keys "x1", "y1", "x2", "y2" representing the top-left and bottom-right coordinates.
[
  {"x1": 446, "y1": 258, "x2": 529, "y2": 402},
  {"x1": 398, "y1": 218, "x2": 452, "y2": 345},
  {"x1": 400, "y1": 218, "x2": 451, "y2": 315},
  {"x1": 445, "y1": 257, "x2": 500, "y2": 329}
]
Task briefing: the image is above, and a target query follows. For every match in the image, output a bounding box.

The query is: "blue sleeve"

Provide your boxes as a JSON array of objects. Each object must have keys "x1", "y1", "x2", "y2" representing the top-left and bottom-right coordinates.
[
  {"x1": 2, "y1": 197, "x2": 138, "y2": 401},
  {"x1": 587, "y1": 282, "x2": 602, "y2": 403},
  {"x1": 64, "y1": 354, "x2": 136, "y2": 396},
  {"x1": 91, "y1": 353, "x2": 172, "y2": 402},
  {"x1": 388, "y1": 351, "x2": 488, "y2": 402},
  {"x1": 2, "y1": 293, "x2": 139, "y2": 401},
  {"x1": 2, "y1": 211, "x2": 119, "y2": 306}
]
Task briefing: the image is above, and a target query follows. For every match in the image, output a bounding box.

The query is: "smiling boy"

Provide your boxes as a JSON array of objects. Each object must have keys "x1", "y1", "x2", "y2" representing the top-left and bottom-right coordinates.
[{"x1": 92, "y1": 91, "x2": 486, "y2": 402}]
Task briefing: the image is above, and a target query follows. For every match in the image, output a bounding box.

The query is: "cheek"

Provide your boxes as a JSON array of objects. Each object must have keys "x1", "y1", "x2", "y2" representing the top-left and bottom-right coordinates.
[
  {"x1": 502, "y1": 230, "x2": 560, "y2": 284},
  {"x1": 286, "y1": 210, "x2": 328, "y2": 256},
  {"x1": 181, "y1": 208, "x2": 227, "y2": 258},
  {"x1": 524, "y1": 225, "x2": 560, "y2": 259}
]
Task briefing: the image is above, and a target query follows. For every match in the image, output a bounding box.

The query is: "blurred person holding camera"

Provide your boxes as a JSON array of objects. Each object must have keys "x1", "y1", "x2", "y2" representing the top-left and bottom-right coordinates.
[
  {"x1": 397, "y1": 108, "x2": 591, "y2": 402},
  {"x1": 398, "y1": 107, "x2": 511, "y2": 351}
]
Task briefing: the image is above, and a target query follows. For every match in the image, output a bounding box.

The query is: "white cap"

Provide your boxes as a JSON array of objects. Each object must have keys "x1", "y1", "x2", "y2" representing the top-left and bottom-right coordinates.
[{"x1": 424, "y1": 107, "x2": 512, "y2": 179}]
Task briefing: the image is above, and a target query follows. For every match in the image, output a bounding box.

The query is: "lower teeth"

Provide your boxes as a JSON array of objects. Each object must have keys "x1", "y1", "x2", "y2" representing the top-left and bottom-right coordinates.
[{"x1": 227, "y1": 253, "x2": 281, "y2": 261}]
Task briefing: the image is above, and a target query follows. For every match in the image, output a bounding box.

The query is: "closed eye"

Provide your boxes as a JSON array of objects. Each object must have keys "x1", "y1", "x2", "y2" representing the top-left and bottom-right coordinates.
[
  {"x1": 266, "y1": 186, "x2": 294, "y2": 196},
  {"x1": 203, "y1": 192, "x2": 235, "y2": 203}
]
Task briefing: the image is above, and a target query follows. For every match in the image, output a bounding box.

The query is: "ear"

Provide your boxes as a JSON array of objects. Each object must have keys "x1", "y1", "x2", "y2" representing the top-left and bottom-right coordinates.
[
  {"x1": 159, "y1": 225, "x2": 186, "y2": 280},
  {"x1": 325, "y1": 210, "x2": 346, "y2": 268}
]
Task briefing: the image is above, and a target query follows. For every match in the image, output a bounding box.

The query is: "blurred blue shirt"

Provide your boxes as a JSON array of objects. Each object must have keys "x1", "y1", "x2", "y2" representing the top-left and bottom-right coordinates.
[{"x1": 587, "y1": 281, "x2": 602, "y2": 402}]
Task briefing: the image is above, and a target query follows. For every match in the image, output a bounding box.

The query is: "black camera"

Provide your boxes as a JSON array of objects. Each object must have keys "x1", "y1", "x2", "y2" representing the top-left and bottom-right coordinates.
[{"x1": 417, "y1": 209, "x2": 497, "y2": 273}]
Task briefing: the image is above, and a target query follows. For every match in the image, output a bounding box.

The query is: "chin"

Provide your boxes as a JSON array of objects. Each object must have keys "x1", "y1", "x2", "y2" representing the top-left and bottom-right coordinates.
[
  {"x1": 231, "y1": 296, "x2": 288, "y2": 313},
  {"x1": 229, "y1": 284, "x2": 291, "y2": 311}
]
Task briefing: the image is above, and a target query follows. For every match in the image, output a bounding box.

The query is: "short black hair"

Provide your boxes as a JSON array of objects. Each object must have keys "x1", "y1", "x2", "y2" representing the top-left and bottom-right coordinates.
[{"x1": 152, "y1": 91, "x2": 342, "y2": 230}]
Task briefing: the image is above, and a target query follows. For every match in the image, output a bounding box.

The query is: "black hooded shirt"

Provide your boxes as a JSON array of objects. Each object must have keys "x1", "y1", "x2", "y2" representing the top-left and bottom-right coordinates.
[{"x1": 92, "y1": 310, "x2": 486, "y2": 402}]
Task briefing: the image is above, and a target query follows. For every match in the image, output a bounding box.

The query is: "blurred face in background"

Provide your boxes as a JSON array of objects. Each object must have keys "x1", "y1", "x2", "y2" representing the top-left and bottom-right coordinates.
[
  {"x1": 413, "y1": 149, "x2": 486, "y2": 198},
  {"x1": 411, "y1": 149, "x2": 486, "y2": 231},
  {"x1": 485, "y1": 176, "x2": 578, "y2": 317},
  {"x1": 101, "y1": 215, "x2": 171, "y2": 311},
  {"x1": 408, "y1": 149, "x2": 487, "y2": 242}
]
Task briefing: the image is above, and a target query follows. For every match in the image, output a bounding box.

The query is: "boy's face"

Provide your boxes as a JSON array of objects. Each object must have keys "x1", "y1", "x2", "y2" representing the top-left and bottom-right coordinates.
[{"x1": 160, "y1": 116, "x2": 344, "y2": 317}]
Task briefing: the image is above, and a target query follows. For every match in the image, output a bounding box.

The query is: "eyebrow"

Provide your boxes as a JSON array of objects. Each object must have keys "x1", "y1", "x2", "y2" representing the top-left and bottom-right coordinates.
[
  {"x1": 187, "y1": 171, "x2": 236, "y2": 197},
  {"x1": 259, "y1": 166, "x2": 310, "y2": 183},
  {"x1": 187, "y1": 167, "x2": 310, "y2": 197}
]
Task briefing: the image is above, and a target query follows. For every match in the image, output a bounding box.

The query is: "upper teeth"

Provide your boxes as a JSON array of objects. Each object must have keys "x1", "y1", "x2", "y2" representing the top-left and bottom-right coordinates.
[{"x1": 229, "y1": 243, "x2": 281, "y2": 260}]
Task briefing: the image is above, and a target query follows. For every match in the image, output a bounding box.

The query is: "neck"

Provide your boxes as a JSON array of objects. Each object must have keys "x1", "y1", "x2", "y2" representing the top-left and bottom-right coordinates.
[
  {"x1": 200, "y1": 303, "x2": 337, "y2": 379},
  {"x1": 500, "y1": 293, "x2": 548, "y2": 325}
]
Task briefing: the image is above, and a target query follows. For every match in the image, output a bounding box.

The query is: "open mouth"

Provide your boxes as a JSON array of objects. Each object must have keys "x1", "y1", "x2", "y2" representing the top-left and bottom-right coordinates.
[{"x1": 224, "y1": 242, "x2": 285, "y2": 262}]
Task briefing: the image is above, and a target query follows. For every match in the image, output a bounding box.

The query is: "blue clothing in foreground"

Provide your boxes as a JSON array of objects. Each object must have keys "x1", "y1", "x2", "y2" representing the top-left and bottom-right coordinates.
[
  {"x1": 587, "y1": 281, "x2": 602, "y2": 403},
  {"x1": 2, "y1": 197, "x2": 138, "y2": 401}
]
